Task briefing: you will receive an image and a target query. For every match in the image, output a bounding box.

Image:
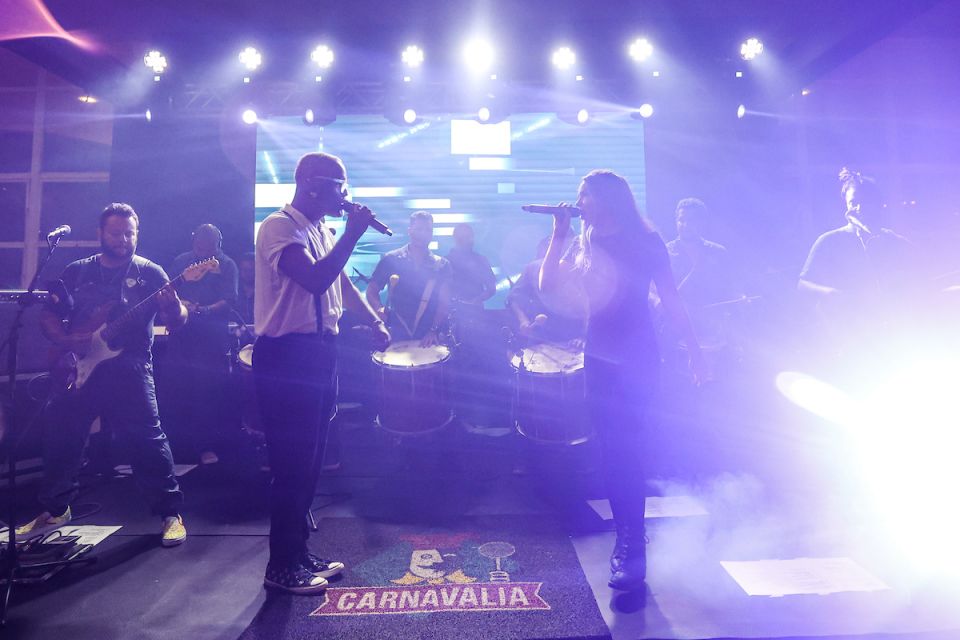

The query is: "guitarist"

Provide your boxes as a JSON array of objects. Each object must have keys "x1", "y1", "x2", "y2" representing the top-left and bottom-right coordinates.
[{"x1": 17, "y1": 203, "x2": 189, "y2": 547}]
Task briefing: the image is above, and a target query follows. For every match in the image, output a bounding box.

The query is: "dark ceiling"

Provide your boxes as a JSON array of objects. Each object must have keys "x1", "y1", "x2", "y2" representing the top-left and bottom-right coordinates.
[{"x1": 1, "y1": 0, "x2": 948, "y2": 95}]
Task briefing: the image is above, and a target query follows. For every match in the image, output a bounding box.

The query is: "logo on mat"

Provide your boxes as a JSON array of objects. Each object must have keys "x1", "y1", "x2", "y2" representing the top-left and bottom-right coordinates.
[{"x1": 310, "y1": 532, "x2": 550, "y2": 616}]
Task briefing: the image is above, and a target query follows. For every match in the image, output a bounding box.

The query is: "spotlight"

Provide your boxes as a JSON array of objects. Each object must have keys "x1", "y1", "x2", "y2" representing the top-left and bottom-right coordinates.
[
  {"x1": 303, "y1": 108, "x2": 315, "y2": 125},
  {"x1": 576, "y1": 108, "x2": 589, "y2": 124},
  {"x1": 242, "y1": 109, "x2": 259, "y2": 125},
  {"x1": 477, "y1": 106, "x2": 491, "y2": 123},
  {"x1": 239, "y1": 46, "x2": 263, "y2": 71},
  {"x1": 463, "y1": 38, "x2": 495, "y2": 74},
  {"x1": 403, "y1": 108, "x2": 418, "y2": 124},
  {"x1": 740, "y1": 37, "x2": 764, "y2": 61},
  {"x1": 552, "y1": 46, "x2": 576, "y2": 71},
  {"x1": 736, "y1": 104, "x2": 746, "y2": 119},
  {"x1": 637, "y1": 103, "x2": 654, "y2": 119},
  {"x1": 145, "y1": 108, "x2": 152, "y2": 123},
  {"x1": 311, "y1": 45, "x2": 335, "y2": 69},
  {"x1": 77, "y1": 95, "x2": 98, "y2": 104},
  {"x1": 143, "y1": 50, "x2": 167, "y2": 75},
  {"x1": 402, "y1": 45, "x2": 424, "y2": 68},
  {"x1": 628, "y1": 38, "x2": 654, "y2": 63}
]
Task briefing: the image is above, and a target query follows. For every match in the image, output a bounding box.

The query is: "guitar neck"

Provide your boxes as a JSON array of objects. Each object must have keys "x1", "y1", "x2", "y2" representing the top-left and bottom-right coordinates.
[{"x1": 101, "y1": 273, "x2": 184, "y2": 342}]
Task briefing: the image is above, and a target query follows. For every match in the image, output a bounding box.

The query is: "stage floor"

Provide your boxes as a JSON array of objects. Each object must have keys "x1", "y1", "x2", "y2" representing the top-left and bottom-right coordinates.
[{"x1": 3, "y1": 412, "x2": 959, "y2": 640}]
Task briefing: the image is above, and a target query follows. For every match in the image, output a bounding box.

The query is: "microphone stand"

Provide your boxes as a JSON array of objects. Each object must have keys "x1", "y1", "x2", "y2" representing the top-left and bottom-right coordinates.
[{"x1": 1, "y1": 235, "x2": 94, "y2": 626}]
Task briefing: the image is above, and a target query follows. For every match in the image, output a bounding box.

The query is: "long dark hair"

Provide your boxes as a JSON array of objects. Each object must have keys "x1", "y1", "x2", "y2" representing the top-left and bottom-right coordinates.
[{"x1": 574, "y1": 170, "x2": 652, "y2": 271}]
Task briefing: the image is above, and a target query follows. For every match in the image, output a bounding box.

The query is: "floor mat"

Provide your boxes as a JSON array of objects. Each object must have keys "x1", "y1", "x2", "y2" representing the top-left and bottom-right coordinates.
[{"x1": 238, "y1": 515, "x2": 610, "y2": 640}]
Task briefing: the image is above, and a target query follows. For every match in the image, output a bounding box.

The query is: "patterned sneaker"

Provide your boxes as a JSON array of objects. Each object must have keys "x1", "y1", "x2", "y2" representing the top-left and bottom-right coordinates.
[
  {"x1": 264, "y1": 563, "x2": 329, "y2": 594},
  {"x1": 301, "y1": 553, "x2": 345, "y2": 578},
  {"x1": 15, "y1": 507, "x2": 72, "y2": 539},
  {"x1": 161, "y1": 515, "x2": 187, "y2": 547}
]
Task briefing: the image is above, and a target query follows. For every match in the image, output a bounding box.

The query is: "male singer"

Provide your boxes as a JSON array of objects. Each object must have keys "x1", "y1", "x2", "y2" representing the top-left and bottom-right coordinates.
[{"x1": 254, "y1": 152, "x2": 390, "y2": 594}]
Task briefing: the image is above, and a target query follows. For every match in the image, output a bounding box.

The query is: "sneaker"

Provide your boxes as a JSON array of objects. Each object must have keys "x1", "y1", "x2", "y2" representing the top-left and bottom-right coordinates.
[
  {"x1": 15, "y1": 507, "x2": 72, "y2": 539},
  {"x1": 264, "y1": 563, "x2": 329, "y2": 594},
  {"x1": 161, "y1": 515, "x2": 187, "y2": 547},
  {"x1": 301, "y1": 553, "x2": 345, "y2": 578}
]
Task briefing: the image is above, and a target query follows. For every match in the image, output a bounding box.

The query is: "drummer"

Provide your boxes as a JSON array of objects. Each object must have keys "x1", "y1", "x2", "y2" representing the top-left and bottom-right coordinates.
[
  {"x1": 507, "y1": 232, "x2": 585, "y2": 345},
  {"x1": 365, "y1": 211, "x2": 452, "y2": 345},
  {"x1": 663, "y1": 198, "x2": 739, "y2": 343}
]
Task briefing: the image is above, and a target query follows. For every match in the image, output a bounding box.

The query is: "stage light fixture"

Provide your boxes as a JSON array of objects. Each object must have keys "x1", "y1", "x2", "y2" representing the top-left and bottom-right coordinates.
[
  {"x1": 736, "y1": 104, "x2": 746, "y2": 119},
  {"x1": 552, "y1": 46, "x2": 576, "y2": 71},
  {"x1": 637, "y1": 103, "x2": 654, "y2": 119},
  {"x1": 463, "y1": 38, "x2": 495, "y2": 74},
  {"x1": 477, "y1": 106, "x2": 491, "y2": 123},
  {"x1": 311, "y1": 45, "x2": 335, "y2": 69},
  {"x1": 145, "y1": 108, "x2": 152, "y2": 122},
  {"x1": 577, "y1": 108, "x2": 589, "y2": 124},
  {"x1": 303, "y1": 108, "x2": 315, "y2": 125},
  {"x1": 77, "y1": 95, "x2": 98, "y2": 104},
  {"x1": 239, "y1": 46, "x2": 263, "y2": 71},
  {"x1": 242, "y1": 108, "x2": 259, "y2": 125},
  {"x1": 402, "y1": 45, "x2": 424, "y2": 68},
  {"x1": 628, "y1": 38, "x2": 654, "y2": 63},
  {"x1": 143, "y1": 50, "x2": 167, "y2": 75},
  {"x1": 403, "y1": 108, "x2": 418, "y2": 124},
  {"x1": 740, "y1": 37, "x2": 764, "y2": 61}
]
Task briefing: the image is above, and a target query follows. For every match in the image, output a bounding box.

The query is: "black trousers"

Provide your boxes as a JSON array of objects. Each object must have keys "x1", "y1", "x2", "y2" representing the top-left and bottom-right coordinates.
[
  {"x1": 584, "y1": 354, "x2": 657, "y2": 532},
  {"x1": 253, "y1": 332, "x2": 337, "y2": 567},
  {"x1": 41, "y1": 357, "x2": 183, "y2": 517}
]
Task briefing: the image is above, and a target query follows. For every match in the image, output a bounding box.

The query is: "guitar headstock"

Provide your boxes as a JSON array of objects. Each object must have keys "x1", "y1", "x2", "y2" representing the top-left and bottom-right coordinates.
[{"x1": 183, "y1": 257, "x2": 220, "y2": 282}]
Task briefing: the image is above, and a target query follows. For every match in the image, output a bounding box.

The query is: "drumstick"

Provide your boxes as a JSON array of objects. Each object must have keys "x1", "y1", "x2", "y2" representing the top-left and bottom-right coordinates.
[{"x1": 387, "y1": 274, "x2": 414, "y2": 337}]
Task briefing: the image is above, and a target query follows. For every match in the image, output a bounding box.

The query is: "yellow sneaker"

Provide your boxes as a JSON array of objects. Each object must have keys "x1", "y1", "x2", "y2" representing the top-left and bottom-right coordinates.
[
  {"x1": 161, "y1": 515, "x2": 186, "y2": 547},
  {"x1": 15, "y1": 507, "x2": 72, "y2": 539}
]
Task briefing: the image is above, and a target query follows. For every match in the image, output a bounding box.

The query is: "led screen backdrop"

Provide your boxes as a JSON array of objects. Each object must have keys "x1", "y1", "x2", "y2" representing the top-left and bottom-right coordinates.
[{"x1": 254, "y1": 112, "x2": 645, "y2": 298}]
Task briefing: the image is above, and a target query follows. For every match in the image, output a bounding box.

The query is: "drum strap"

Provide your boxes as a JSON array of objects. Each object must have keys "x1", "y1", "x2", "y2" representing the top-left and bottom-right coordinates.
[{"x1": 411, "y1": 277, "x2": 436, "y2": 335}]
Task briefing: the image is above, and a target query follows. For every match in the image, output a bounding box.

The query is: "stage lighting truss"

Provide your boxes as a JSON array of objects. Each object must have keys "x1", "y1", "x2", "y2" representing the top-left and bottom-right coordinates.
[
  {"x1": 402, "y1": 45, "x2": 424, "y2": 68},
  {"x1": 628, "y1": 38, "x2": 654, "y2": 63},
  {"x1": 143, "y1": 50, "x2": 168, "y2": 78},
  {"x1": 740, "y1": 37, "x2": 764, "y2": 61},
  {"x1": 311, "y1": 45, "x2": 335, "y2": 69}
]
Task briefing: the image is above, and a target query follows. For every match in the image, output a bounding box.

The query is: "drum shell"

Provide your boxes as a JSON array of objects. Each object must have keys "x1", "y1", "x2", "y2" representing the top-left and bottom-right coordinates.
[
  {"x1": 512, "y1": 345, "x2": 590, "y2": 445},
  {"x1": 373, "y1": 342, "x2": 452, "y2": 436}
]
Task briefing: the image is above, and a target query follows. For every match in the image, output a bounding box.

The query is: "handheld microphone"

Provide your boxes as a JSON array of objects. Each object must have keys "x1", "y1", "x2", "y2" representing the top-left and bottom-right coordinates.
[
  {"x1": 846, "y1": 211, "x2": 873, "y2": 235},
  {"x1": 46, "y1": 225, "x2": 72, "y2": 242},
  {"x1": 521, "y1": 205, "x2": 582, "y2": 217},
  {"x1": 340, "y1": 200, "x2": 393, "y2": 236}
]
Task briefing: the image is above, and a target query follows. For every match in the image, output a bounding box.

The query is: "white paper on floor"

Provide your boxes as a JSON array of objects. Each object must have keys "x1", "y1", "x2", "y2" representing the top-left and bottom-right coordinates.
[
  {"x1": 0, "y1": 524, "x2": 121, "y2": 545},
  {"x1": 115, "y1": 464, "x2": 197, "y2": 477},
  {"x1": 588, "y1": 496, "x2": 709, "y2": 521},
  {"x1": 721, "y1": 557, "x2": 890, "y2": 597}
]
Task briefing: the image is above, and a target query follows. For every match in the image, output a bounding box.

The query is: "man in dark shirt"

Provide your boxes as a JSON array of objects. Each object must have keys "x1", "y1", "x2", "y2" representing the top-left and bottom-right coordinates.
[
  {"x1": 18, "y1": 203, "x2": 189, "y2": 547},
  {"x1": 446, "y1": 223, "x2": 496, "y2": 307},
  {"x1": 167, "y1": 224, "x2": 239, "y2": 464},
  {"x1": 799, "y1": 169, "x2": 919, "y2": 348},
  {"x1": 664, "y1": 198, "x2": 737, "y2": 345},
  {"x1": 365, "y1": 211, "x2": 451, "y2": 342}
]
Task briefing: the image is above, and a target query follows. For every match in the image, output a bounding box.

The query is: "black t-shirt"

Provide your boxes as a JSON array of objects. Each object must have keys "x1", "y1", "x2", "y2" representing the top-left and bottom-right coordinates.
[
  {"x1": 370, "y1": 245, "x2": 451, "y2": 339},
  {"x1": 576, "y1": 229, "x2": 671, "y2": 367},
  {"x1": 47, "y1": 254, "x2": 169, "y2": 362},
  {"x1": 446, "y1": 246, "x2": 496, "y2": 303},
  {"x1": 800, "y1": 224, "x2": 914, "y2": 298}
]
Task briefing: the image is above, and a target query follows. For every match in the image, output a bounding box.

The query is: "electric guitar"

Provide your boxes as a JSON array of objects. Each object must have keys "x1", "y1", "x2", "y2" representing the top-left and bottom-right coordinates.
[{"x1": 50, "y1": 257, "x2": 219, "y2": 390}]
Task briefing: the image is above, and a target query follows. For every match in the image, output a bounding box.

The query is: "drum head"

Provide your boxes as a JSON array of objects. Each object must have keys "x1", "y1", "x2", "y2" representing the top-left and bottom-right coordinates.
[
  {"x1": 373, "y1": 340, "x2": 451, "y2": 368},
  {"x1": 237, "y1": 344, "x2": 254, "y2": 370},
  {"x1": 512, "y1": 343, "x2": 584, "y2": 374}
]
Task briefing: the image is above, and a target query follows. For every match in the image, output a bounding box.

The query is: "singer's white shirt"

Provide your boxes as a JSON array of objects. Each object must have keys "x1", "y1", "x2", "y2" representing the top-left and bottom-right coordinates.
[{"x1": 254, "y1": 204, "x2": 342, "y2": 337}]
